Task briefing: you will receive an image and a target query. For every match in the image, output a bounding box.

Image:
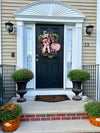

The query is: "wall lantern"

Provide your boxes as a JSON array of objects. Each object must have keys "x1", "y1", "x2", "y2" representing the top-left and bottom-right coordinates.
[
  {"x1": 86, "y1": 25, "x2": 94, "y2": 36},
  {"x1": 5, "y1": 21, "x2": 14, "y2": 34}
]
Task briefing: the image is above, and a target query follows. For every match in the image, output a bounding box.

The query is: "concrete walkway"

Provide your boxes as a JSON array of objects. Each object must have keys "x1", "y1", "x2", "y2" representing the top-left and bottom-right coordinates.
[
  {"x1": 0, "y1": 95, "x2": 99, "y2": 133},
  {"x1": 9, "y1": 96, "x2": 90, "y2": 114},
  {"x1": 0, "y1": 119, "x2": 100, "y2": 133}
]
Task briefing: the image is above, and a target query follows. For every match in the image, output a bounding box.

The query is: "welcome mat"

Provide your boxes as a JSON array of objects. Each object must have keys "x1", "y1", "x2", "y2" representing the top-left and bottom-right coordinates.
[{"x1": 35, "y1": 95, "x2": 70, "y2": 102}]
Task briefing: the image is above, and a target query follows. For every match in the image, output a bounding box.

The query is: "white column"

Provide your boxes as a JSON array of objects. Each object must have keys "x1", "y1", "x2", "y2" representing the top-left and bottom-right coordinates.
[
  {"x1": 73, "y1": 23, "x2": 82, "y2": 69},
  {"x1": 17, "y1": 21, "x2": 24, "y2": 69},
  {"x1": 0, "y1": 0, "x2": 1, "y2": 64},
  {"x1": 96, "y1": 0, "x2": 100, "y2": 101}
]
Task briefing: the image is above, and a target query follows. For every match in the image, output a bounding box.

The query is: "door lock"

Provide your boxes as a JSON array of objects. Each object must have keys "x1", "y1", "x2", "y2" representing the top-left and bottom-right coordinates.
[
  {"x1": 36, "y1": 59, "x2": 38, "y2": 61},
  {"x1": 36, "y1": 54, "x2": 38, "y2": 57}
]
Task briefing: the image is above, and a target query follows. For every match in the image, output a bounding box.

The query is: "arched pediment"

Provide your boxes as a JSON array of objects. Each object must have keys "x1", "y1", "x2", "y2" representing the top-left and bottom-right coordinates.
[{"x1": 14, "y1": 0, "x2": 85, "y2": 21}]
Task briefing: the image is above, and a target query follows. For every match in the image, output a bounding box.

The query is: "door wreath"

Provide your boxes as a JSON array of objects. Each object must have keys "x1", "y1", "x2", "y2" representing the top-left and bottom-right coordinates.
[{"x1": 38, "y1": 31, "x2": 61, "y2": 59}]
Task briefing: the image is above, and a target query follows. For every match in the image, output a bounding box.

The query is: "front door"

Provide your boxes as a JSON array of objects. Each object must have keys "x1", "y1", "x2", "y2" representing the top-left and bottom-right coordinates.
[{"x1": 36, "y1": 24, "x2": 64, "y2": 88}]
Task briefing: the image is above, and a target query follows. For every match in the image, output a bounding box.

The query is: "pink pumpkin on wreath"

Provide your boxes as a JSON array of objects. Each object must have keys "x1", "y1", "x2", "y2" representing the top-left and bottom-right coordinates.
[{"x1": 51, "y1": 43, "x2": 61, "y2": 52}]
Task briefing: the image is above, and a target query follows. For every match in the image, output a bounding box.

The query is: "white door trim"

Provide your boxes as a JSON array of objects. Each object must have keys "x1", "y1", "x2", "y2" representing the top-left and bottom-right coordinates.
[
  {"x1": 16, "y1": 0, "x2": 84, "y2": 91},
  {"x1": 74, "y1": 23, "x2": 82, "y2": 69},
  {"x1": 17, "y1": 22, "x2": 83, "y2": 90},
  {"x1": 64, "y1": 25, "x2": 67, "y2": 89},
  {"x1": 17, "y1": 21, "x2": 24, "y2": 69},
  {"x1": 14, "y1": 0, "x2": 85, "y2": 22},
  {"x1": 64, "y1": 25, "x2": 74, "y2": 88},
  {"x1": 33, "y1": 24, "x2": 36, "y2": 89},
  {"x1": 24, "y1": 24, "x2": 36, "y2": 89}
]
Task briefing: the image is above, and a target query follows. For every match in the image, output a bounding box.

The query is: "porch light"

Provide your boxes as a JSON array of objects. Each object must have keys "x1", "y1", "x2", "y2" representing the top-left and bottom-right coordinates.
[
  {"x1": 86, "y1": 25, "x2": 94, "y2": 36},
  {"x1": 5, "y1": 21, "x2": 14, "y2": 34}
]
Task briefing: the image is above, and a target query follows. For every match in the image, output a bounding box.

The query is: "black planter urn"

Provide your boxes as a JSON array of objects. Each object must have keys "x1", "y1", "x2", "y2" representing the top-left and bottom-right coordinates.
[
  {"x1": 72, "y1": 81, "x2": 82, "y2": 101},
  {"x1": 16, "y1": 81, "x2": 28, "y2": 102}
]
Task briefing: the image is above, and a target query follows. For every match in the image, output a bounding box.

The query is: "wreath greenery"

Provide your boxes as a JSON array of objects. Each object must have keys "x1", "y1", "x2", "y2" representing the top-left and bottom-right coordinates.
[{"x1": 38, "y1": 31, "x2": 61, "y2": 59}]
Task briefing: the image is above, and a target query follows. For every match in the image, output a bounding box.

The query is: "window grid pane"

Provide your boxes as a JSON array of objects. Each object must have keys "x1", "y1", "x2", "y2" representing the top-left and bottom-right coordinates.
[
  {"x1": 67, "y1": 29, "x2": 72, "y2": 77},
  {"x1": 26, "y1": 28, "x2": 32, "y2": 71}
]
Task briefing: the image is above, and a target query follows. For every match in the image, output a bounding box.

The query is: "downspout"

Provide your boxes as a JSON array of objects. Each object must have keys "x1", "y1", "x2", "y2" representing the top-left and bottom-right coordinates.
[
  {"x1": 96, "y1": 0, "x2": 100, "y2": 101},
  {"x1": 0, "y1": 0, "x2": 1, "y2": 64}
]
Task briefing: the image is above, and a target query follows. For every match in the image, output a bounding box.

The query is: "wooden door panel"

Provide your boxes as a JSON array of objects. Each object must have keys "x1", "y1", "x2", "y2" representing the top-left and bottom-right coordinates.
[
  {"x1": 36, "y1": 24, "x2": 64, "y2": 88},
  {"x1": 40, "y1": 63, "x2": 49, "y2": 80}
]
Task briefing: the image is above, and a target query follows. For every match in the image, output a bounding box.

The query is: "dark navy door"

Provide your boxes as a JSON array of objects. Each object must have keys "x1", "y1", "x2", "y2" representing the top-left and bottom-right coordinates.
[{"x1": 36, "y1": 24, "x2": 64, "y2": 88}]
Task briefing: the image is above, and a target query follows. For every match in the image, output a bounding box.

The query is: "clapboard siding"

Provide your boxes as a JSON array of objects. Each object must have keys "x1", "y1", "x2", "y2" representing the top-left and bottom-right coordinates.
[{"x1": 1, "y1": 0, "x2": 97, "y2": 65}]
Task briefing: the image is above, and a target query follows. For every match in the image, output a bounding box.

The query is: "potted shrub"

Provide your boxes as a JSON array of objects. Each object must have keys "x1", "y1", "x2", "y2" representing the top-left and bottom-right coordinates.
[
  {"x1": 84, "y1": 101, "x2": 100, "y2": 127},
  {"x1": 11, "y1": 68, "x2": 34, "y2": 102},
  {"x1": 67, "y1": 69, "x2": 90, "y2": 100},
  {"x1": 0, "y1": 103, "x2": 22, "y2": 132}
]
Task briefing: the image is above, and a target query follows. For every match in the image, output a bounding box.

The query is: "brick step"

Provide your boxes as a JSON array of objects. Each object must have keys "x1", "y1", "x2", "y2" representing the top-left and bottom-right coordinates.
[{"x1": 21, "y1": 112, "x2": 89, "y2": 121}]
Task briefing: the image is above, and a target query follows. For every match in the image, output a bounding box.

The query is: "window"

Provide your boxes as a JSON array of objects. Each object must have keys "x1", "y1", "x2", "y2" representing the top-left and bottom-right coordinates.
[
  {"x1": 67, "y1": 29, "x2": 72, "y2": 77},
  {"x1": 25, "y1": 27, "x2": 33, "y2": 88},
  {"x1": 26, "y1": 28, "x2": 32, "y2": 71}
]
